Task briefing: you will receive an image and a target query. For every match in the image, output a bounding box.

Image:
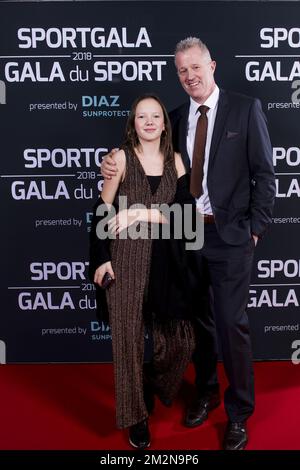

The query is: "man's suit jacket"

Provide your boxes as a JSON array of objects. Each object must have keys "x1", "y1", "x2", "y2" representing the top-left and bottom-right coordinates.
[{"x1": 169, "y1": 89, "x2": 276, "y2": 246}]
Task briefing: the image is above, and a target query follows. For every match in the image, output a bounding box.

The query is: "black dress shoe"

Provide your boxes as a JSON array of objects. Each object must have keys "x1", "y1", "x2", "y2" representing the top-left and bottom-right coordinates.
[
  {"x1": 129, "y1": 419, "x2": 150, "y2": 449},
  {"x1": 184, "y1": 393, "x2": 221, "y2": 427},
  {"x1": 223, "y1": 421, "x2": 248, "y2": 450}
]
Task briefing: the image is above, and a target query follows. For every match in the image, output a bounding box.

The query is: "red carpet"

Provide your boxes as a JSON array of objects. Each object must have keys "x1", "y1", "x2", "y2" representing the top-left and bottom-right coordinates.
[{"x1": 0, "y1": 362, "x2": 299, "y2": 450}]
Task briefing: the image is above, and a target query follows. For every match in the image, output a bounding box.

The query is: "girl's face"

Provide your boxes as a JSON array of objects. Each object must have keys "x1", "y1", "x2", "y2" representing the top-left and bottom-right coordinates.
[{"x1": 134, "y1": 98, "x2": 165, "y2": 144}]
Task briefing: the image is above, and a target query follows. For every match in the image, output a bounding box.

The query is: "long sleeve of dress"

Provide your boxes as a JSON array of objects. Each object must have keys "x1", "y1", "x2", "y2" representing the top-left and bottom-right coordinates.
[
  {"x1": 89, "y1": 196, "x2": 116, "y2": 323},
  {"x1": 145, "y1": 174, "x2": 196, "y2": 323},
  {"x1": 89, "y1": 196, "x2": 113, "y2": 280}
]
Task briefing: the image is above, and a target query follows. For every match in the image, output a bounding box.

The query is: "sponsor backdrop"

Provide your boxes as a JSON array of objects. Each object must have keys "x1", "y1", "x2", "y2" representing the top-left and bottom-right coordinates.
[{"x1": 0, "y1": 1, "x2": 299, "y2": 363}]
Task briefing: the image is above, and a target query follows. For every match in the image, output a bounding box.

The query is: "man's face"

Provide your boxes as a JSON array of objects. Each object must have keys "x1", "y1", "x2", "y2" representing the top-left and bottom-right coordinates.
[{"x1": 175, "y1": 46, "x2": 216, "y2": 103}]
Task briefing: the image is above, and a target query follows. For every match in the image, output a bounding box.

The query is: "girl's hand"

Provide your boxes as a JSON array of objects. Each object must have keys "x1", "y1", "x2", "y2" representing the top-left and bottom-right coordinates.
[{"x1": 94, "y1": 261, "x2": 115, "y2": 287}]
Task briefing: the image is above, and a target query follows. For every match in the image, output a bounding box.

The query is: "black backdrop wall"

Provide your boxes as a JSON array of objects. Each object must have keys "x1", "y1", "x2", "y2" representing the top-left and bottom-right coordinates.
[{"x1": 0, "y1": 1, "x2": 299, "y2": 363}]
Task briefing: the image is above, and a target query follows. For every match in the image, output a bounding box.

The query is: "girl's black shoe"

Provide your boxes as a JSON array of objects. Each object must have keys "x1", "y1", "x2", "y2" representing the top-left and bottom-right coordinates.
[{"x1": 128, "y1": 419, "x2": 150, "y2": 449}]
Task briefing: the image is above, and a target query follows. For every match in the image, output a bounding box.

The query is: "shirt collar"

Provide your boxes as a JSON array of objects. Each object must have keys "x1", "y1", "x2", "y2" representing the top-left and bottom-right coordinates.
[{"x1": 190, "y1": 85, "x2": 220, "y2": 115}]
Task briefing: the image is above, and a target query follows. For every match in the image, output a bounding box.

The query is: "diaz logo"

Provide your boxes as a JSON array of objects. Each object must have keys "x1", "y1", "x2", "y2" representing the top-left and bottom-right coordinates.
[
  {"x1": 81, "y1": 95, "x2": 130, "y2": 118},
  {"x1": 0, "y1": 80, "x2": 6, "y2": 104},
  {"x1": 82, "y1": 95, "x2": 120, "y2": 108}
]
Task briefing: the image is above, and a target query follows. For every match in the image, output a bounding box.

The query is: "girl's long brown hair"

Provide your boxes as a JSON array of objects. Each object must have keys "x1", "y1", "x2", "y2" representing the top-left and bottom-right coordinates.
[{"x1": 123, "y1": 94, "x2": 174, "y2": 165}]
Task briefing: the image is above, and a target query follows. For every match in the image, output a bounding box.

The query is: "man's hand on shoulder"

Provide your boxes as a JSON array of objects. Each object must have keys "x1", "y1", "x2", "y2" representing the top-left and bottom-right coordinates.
[{"x1": 100, "y1": 148, "x2": 119, "y2": 179}]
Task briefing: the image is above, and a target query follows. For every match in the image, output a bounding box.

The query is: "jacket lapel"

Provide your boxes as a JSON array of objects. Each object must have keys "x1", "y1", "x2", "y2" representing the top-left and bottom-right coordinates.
[{"x1": 208, "y1": 89, "x2": 229, "y2": 168}]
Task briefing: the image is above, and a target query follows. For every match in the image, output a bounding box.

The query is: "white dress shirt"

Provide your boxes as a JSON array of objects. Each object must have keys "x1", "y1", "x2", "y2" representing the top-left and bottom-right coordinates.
[{"x1": 187, "y1": 85, "x2": 219, "y2": 215}]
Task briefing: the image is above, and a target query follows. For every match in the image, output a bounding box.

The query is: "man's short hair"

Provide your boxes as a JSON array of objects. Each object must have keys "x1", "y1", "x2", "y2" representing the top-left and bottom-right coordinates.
[{"x1": 174, "y1": 37, "x2": 211, "y2": 60}]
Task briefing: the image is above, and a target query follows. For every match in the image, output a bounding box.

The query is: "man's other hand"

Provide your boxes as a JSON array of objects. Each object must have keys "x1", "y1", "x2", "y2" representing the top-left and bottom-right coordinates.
[{"x1": 252, "y1": 234, "x2": 258, "y2": 246}]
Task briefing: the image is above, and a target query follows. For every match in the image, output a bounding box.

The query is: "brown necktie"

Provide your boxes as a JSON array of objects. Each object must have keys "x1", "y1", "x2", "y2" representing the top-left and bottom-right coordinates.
[{"x1": 190, "y1": 105, "x2": 209, "y2": 198}]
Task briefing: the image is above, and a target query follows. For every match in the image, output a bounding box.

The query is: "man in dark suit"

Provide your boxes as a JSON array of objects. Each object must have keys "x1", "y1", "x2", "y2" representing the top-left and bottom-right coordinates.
[
  {"x1": 171, "y1": 37, "x2": 275, "y2": 450},
  {"x1": 100, "y1": 37, "x2": 275, "y2": 450}
]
